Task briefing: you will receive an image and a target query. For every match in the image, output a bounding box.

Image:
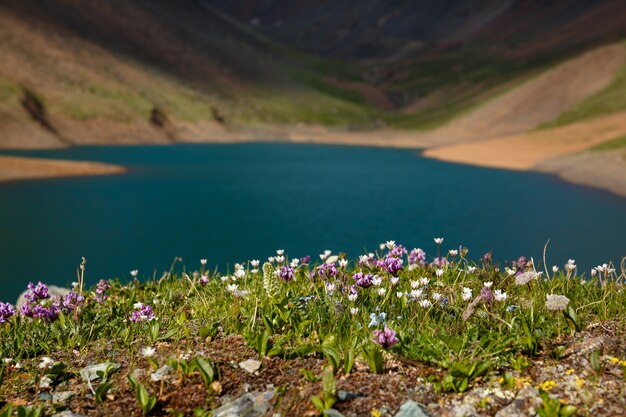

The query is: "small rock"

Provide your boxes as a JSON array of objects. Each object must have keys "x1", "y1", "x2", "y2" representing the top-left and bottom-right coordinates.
[
  {"x1": 239, "y1": 359, "x2": 262, "y2": 374},
  {"x1": 52, "y1": 411, "x2": 86, "y2": 417},
  {"x1": 79, "y1": 363, "x2": 120, "y2": 382},
  {"x1": 150, "y1": 365, "x2": 173, "y2": 382},
  {"x1": 212, "y1": 390, "x2": 275, "y2": 417},
  {"x1": 451, "y1": 404, "x2": 479, "y2": 417},
  {"x1": 394, "y1": 400, "x2": 431, "y2": 417},
  {"x1": 38, "y1": 393, "x2": 53, "y2": 401},
  {"x1": 495, "y1": 387, "x2": 542, "y2": 417},
  {"x1": 324, "y1": 409, "x2": 345, "y2": 417},
  {"x1": 337, "y1": 390, "x2": 365, "y2": 402},
  {"x1": 53, "y1": 391, "x2": 75, "y2": 402}
]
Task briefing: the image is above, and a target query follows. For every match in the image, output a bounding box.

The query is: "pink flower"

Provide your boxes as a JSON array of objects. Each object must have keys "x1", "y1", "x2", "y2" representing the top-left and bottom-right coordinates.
[{"x1": 372, "y1": 326, "x2": 399, "y2": 348}]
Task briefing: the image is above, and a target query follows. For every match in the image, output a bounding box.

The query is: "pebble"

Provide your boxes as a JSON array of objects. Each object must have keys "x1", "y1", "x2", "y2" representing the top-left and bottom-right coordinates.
[
  {"x1": 52, "y1": 411, "x2": 86, "y2": 417},
  {"x1": 239, "y1": 359, "x2": 262, "y2": 374},
  {"x1": 211, "y1": 390, "x2": 275, "y2": 417},
  {"x1": 394, "y1": 400, "x2": 431, "y2": 417},
  {"x1": 150, "y1": 365, "x2": 174, "y2": 382},
  {"x1": 495, "y1": 387, "x2": 542, "y2": 417},
  {"x1": 79, "y1": 363, "x2": 120, "y2": 382}
]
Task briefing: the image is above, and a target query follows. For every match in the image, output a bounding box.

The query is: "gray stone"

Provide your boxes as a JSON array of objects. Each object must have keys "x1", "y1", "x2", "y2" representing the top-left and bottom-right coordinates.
[
  {"x1": 52, "y1": 411, "x2": 87, "y2": 417},
  {"x1": 16, "y1": 285, "x2": 71, "y2": 308},
  {"x1": 451, "y1": 404, "x2": 479, "y2": 417},
  {"x1": 239, "y1": 359, "x2": 262, "y2": 374},
  {"x1": 150, "y1": 365, "x2": 174, "y2": 382},
  {"x1": 495, "y1": 387, "x2": 542, "y2": 417},
  {"x1": 394, "y1": 400, "x2": 430, "y2": 417},
  {"x1": 337, "y1": 390, "x2": 365, "y2": 402},
  {"x1": 79, "y1": 363, "x2": 120, "y2": 382},
  {"x1": 323, "y1": 409, "x2": 345, "y2": 417},
  {"x1": 211, "y1": 390, "x2": 275, "y2": 417},
  {"x1": 53, "y1": 391, "x2": 75, "y2": 402},
  {"x1": 38, "y1": 393, "x2": 53, "y2": 401}
]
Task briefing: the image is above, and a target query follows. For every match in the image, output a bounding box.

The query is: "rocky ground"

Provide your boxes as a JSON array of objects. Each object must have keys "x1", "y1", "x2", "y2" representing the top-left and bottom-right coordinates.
[{"x1": 2, "y1": 321, "x2": 625, "y2": 417}]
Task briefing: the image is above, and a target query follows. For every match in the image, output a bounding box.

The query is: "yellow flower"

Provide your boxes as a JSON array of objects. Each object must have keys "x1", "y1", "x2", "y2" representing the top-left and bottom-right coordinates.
[
  {"x1": 537, "y1": 380, "x2": 558, "y2": 391},
  {"x1": 575, "y1": 376, "x2": 585, "y2": 390},
  {"x1": 371, "y1": 408, "x2": 381, "y2": 417},
  {"x1": 565, "y1": 369, "x2": 574, "y2": 375}
]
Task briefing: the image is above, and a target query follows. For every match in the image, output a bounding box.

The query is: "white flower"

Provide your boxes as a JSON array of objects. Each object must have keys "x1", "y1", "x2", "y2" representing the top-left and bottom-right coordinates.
[
  {"x1": 350, "y1": 307, "x2": 359, "y2": 315},
  {"x1": 377, "y1": 287, "x2": 386, "y2": 296},
  {"x1": 3, "y1": 358, "x2": 12, "y2": 364},
  {"x1": 130, "y1": 270, "x2": 139, "y2": 278},
  {"x1": 435, "y1": 268, "x2": 444, "y2": 277},
  {"x1": 449, "y1": 249, "x2": 458, "y2": 256},
  {"x1": 505, "y1": 267, "x2": 516, "y2": 276},
  {"x1": 372, "y1": 276, "x2": 383, "y2": 286},
  {"x1": 275, "y1": 255, "x2": 285, "y2": 264},
  {"x1": 431, "y1": 292, "x2": 442, "y2": 301},
  {"x1": 591, "y1": 269, "x2": 597, "y2": 277},
  {"x1": 348, "y1": 293, "x2": 358, "y2": 302},
  {"x1": 462, "y1": 287, "x2": 472, "y2": 301},
  {"x1": 14, "y1": 362, "x2": 22, "y2": 369},
  {"x1": 545, "y1": 294, "x2": 570, "y2": 311},
  {"x1": 359, "y1": 255, "x2": 370, "y2": 264},
  {"x1": 141, "y1": 347, "x2": 156, "y2": 357},
  {"x1": 226, "y1": 284, "x2": 239, "y2": 293},
  {"x1": 565, "y1": 260, "x2": 576, "y2": 272},
  {"x1": 39, "y1": 357, "x2": 54, "y2": 369},
  {"x1": 552, "y1": 265, "x2": 559, "y2": 273},
  {"x1": 251, "y1": 259, "x2": 260, "y2": 268},
  {"x1": 268, "y1": 256, "x2": 275, "y2": 263},
  {"x1": 220, "y1": 275, "x2": 230, "y2": 282},
  {"x1": 410, "y1": 280, "x2": 419, "y2": 289},
  {"x1": 419, "y1": 299, "x2": 433, "y2": 308},
  {"x1": 379, "y1": 243, "x2": 386, "y2": 250},
  {"x1": 290, "y1": 258, "x2": 300, "y2": 268},
  {"x1": 234, "y1": 269, "x2": 246, "y2": 279},
  {"x1": 420, "y1": 277, "x2": 430, "y2": 286},
  {"x1": 325, "y1": 283, "x2": 336, "y2": 294},
  {"x1": 396, "y1": 291, "x2": 404, "y2": 298},
  {"x1": 200, "y1": 259, "x2": 207, "y2": 266},
  {"x1": 338, "y1": 259, "x2": 348, "y2": 268},
  {"x1": 494, "y1": 290, "x2": 507, "y2": 302},
  {"x1": 324, "y1": 250, "x2": 332, "y2": 257},
  {"x1": 408, "y1": 264, "x2": 417, "y2": 271},
  {"x1": 71, "y1": 282, "x2": 79, "y2": 289},
  {"x1": 276, "y1": 249, "x2": 284, "y2": 256},
  {"x1": 466, "y1": 266, "x2": 476, "y2": 273},
  {"x1": 483, "y1": 281, "x2": 493, "y2": 288},
  {"x1": 385, "y1": 240, "x2": 396, "y2": 250},
  {"x1": 515, "y1": 271, "x2": 536, "y2": 286},
  {"x1": 133, "y1": 302, "x2": 143, "y2": 309},
  {"x1": 410, "y1": 289, "x2": 423, "y2": 299},
  {"x1": 390, "y1": 276, "x2": 399, "y2": 285},
  {"x1": 434, "y1": 238, "x2": 444, "y2": 245}
]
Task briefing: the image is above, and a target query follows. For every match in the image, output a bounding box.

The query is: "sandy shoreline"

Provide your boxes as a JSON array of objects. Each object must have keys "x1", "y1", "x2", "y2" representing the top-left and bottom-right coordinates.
[{"x1": 0, "y1": 155, "x2": 126, "y2": 183}]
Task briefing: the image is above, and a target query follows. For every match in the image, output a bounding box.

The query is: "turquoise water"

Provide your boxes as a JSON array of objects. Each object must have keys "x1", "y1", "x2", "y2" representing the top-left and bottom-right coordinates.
[{"x1": 0, "y1": 143, "x2": 625, "y2": 301}]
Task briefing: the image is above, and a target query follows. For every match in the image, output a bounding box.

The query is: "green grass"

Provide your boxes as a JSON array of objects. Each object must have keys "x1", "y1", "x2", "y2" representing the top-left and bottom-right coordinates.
[
  {"x1": 542, "y1": 45, "x2": 626, "y2": 128},
  {"x1": 592, "y1": 135, "x2": 626, "y2": 151}
]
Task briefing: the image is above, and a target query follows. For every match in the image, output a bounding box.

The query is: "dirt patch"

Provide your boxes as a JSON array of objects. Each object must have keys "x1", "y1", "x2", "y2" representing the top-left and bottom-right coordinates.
[{"x1": 0, "y1": 155, "x2": 125, "y2": 182}]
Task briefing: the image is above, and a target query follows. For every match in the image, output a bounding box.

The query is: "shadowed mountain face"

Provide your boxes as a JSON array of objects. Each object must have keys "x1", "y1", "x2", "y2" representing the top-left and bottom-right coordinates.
[
  {"x1": 209, "y1": 0, "x2": 626, "y2": 60},
  {"x1": 1, "y1": 0, "x2": 626, "y2": 149}
]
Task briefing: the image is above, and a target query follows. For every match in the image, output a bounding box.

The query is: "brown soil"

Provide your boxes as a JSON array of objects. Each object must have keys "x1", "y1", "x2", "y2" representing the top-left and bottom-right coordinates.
[
  {"x1": 0, "y1": 156, "x2": 125, "y2": 182},
  {"x1": 2, "y1": 322, "x2": 625, "y2": 416}
]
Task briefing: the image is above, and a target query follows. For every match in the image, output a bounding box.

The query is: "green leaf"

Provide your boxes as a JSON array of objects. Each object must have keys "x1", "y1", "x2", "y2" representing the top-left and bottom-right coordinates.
[
  {"x1": 127, "y1": 374, "x2": 139, "y2": 392},
  {"x1": 310, "y1": 395, "x2": 325, "y2": 412},
  {"x1": 95, "y1": 380, "x2": 114, "y2": 404},
  {"x1": 559, "y1": 405, "x2": 577, "y2": 417},
  {"x1": 321, "y1": 345, "x2": 340, "y2": 372},
  {"x1": 590, "y1": 350, "x2": 602, "y2": 374},
  {"x1": 193, "y1": 357, "x2": 215, "y2": 388}
]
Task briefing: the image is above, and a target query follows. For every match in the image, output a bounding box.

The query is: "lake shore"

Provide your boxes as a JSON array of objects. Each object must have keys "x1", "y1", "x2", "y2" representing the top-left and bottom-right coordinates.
[
  {"x1": 0, "y1": 113, "x2": 625, "y2": 197},
  {"x1": 0, "y1": 155, "x2": 125, "y2": 183}
]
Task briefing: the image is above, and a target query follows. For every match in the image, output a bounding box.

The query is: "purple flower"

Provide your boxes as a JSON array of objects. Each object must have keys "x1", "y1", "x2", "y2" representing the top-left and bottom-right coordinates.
[
  {"x1": 430, "y1": 257, "x2": 449, "y2": 268},
  {"x1": 409, "y1": 248, "x2": 427, "y2": 266},
  {"x1": 24, "y1": 281, "x2": 49, "y2": 302},
  {"x1": 62, "y1": 292, "x2": 84, "y2": 311},
  {"x1": 316, "y1": 263, "x2": 338, "y2": 279},
  {"x1": 480, "y1": 286, "x2": 494, "y2": 304},
  {"x1": 95, "y1": 279, "x2": 110, "y2": 303},
  {"x1": 378, "y1": 256, "x2": 403, "y2": 275},
  {"x1": 388, "y1": 245, "x2": 407, "y2": 258},
  {"x1": 514, "y1": 256, "x2": 528, "y2": 275},
  {"x1": 0, "y1": 302, "x2": 15, "y2": 324},
  {"x1": 353, "y1": 272, "x2": 373, "y2": 288},
  {"x1": 299, "y1": 255, "x2": 311, "y2": 265},
  {"x1": 199, "y1": 275, "x2": 209, "y2": 286},
  {"x1": 278, "y1": 266, "x2": 294, "y2": 282},
  {"x1": 372, "y1": 326, "x2": 399, "y2": 348},
  {"x1": 482, "y1": 252, "x2": 493, "y2": 265},
  {"x1": 129, "y1": 303, "x2": 157, "y2": 323}
]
